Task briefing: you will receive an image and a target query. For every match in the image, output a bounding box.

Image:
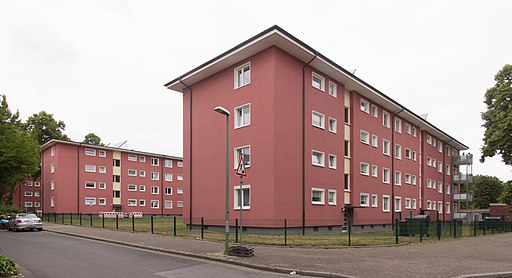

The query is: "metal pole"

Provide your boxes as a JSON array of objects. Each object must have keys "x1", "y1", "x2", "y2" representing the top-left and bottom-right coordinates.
[
  {"x1": 224, "y1": 114, "x2": 230, "y2": 254},
  {"x1": 239, "y1": 176, "x2": 243, "y2": 244}
]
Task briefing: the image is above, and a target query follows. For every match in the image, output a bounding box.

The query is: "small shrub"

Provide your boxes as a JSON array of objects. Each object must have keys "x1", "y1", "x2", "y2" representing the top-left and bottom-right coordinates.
[{"x1": 0, "y1": 255, "x2": 17, "y2": 276}]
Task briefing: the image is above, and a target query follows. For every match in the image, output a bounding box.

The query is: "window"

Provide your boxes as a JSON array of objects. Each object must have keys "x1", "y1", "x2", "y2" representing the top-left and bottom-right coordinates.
[
  {"x1": 85, "y1": 165, "x2": 96, "y2": 172},
  {"x1": 113, "y1": 175, "x2": 121, "y2": 183},
  {"x1": 383, "y1": 168, "x2": 390, "y2": 184},
  {"x1": 24, "y1": 191, "x2": 33, "y2": 197},
  {"x1": 438, "y1": 182, "x2": 443, "y2": 193},
  {"x1": 446, "y1": 184, "x2": 451, "y2": 194},
  {"x1": 139, "y1": 156, "x2": 146, "y2": 162},
  {"x1": 165, "y1": 187, "x2": 173, "y2": 195},
  {"x1": 328, "y1": 118, "x2": 337, "y2": 133},
  {"x1": 177, "y1": 175, "x2": 184, "y2": 181},
  {"x1": 427, "y1": 179, "x2": 432, "y2": 188},
  {"x1": 383, "y1": 111, "x2": 390, "y2": 128},
  {"x1": 412, "y1": 151, "x2": 417, "y2": 161},
  {"x1": 177, "y1": 188, "x2": 184, "y2": 194},
  {"x1": 177, "y1": 201, "x2": 184, "y2": 208},
  {"x1": 344, "y1": 140, "x2": 350, "y2": 158},
  {"x1": 99, "y1": 198, "x2": 106, "y2": 206},
  {"x1": 151, "y1": 186, "x2": 159, "y2": 194},
  {"x1": 382, "y1": 196, "x2": 390, "y2": 212},
  {"x1": 446, "y1": 165, "x2": 451, "y2": 175},
  {"x1": 312, "y1": 72, "x2": 325, "y2": 91},
  {"x1": 128, "y1": 199, "x2": 137, "y2": 206},
  {"x1": 405, "y1": 148, "x2": 412, "y2": 159},
  {"x1": 446, "y1": 202, "x2": 451, "y2": 213},
  {"x1": 395, "y1": 171, "x2": 402, "y2": 185},
  {"x1": 312, "y1": 111, "x2": 325, "y2": 129},
  {"x1": 151, "y1": 200, "x2": 159, "y2": 209},
  {"x1": 395, "y1": 197, "x2": 402, "y2": 212},
  {"x1": 235, "y1": 146, "x2": 251, "y2": 168},
  {"x1": 25, "y1": 202, "x2": 33, "y2": 207},
  {"x1": 139, "y1": 200, "x2": 146, "y2": 207},
  {"x1": 371, "y1": 165, "x2": 378, "y2": 177},
  {"x1": 128, "y1": 169, "x2": 137, "y2": 176},
  {"x1": 85, "y1": 148, "x2": 96, "y2": 156},
  {"x1": 438, "y1": 142, "x2": 443, "y2": 153},
  {"x1": 371, "y1": 104, "x2": 378, "y2": 117},
  {"x1": 405, "y1": 173, "x2": 411, "y2": 184},
  {"x1": 395, "y1": 118, "x2": 402, "y2": 133},
  {"x1": 360, "y1": 130, "x2": 370, "y2": 144},
  {"x1": 344, "y1": 174, "x2": 350, "y2": 191},
  {"x1": 328, "y1": 81, "x2": 337, "y2": 97},
  {"x1": 51, "y1": 197, "x2": 55, "y2": 207},
  {"x1": 234, "y1": 185, "x2": 251, "y2": 210},
  {"x1": 438, "y1": 162, "x2": 443, "y2": 173},
  {"x1": 371, "y1": 194, "x2": 378, "y2": 207},
  {"x1": 139, "y1": 185, "x2": 146, "y2": 192},
  {"x1": 438, "y1": 201, "x2": 443, "y2": 213},
  {"x1": 51, "y1": 180, "x2": 55, "y2": 191},
  {"x1": 165, "y1": 201, "x2": 173, "y2": 209},
  {"x1": 328, "y1": 154, "x2": 337, "y2": 169},
  {"x1": 51, "y1": 163, "x2": 55, "y2": 173},
  {"x1": 99, "y1": 150, "x2": 106, "y2": 157},
  {"x1": 312, "y1": 188, "x2": 325, "y2": 205},
  {"x1": 235, "y1": 104, "x2": 251, "y2": 128},
  {"x1": 447, "y1": 146, "x2": 451, "y2": 156},
  {"x1": 35, "y1": 182, "x2": 40, "y2": 187},
  {"x1": 426, "y1": 134, "x2": 432, "y2": 145},
  {"x1": 405, "y1": 198, "x2": 411, "y2": 209},
  {"x1": 113, "y1": 191, "x2": 120, "y2": 198},
  {"x1": 151, "y1": 172, "x2": 159, "y2": 180},
  {"x1": 99, "y1": 182, "x2": 106, "y2": 190},
  {"x1": 85, "y1": 197, "x2": 96, "y2": 205},
  {"x1": 433, "y1": 139, "x2": 436, "y2": 147},
  {"x1": 412, "y1": 127, "x2": 417, "y2": 137},
  {"x1": 151, "y1": 158, "x2": 159, "y2": 166},
  {"x1": 405, "y1": 123, "x2": 411, "y2": 134},
  {"x1": 165, "y1": 173, "x2": 173, "y2": 181},
  {"x1": 360, "y1": 193, "x2": 370, "y2": 207},
  {"x1": 51, "y1": 146, "x2": 55, "y2": 156},
  {"x1": 412, "y1": 199, "x2": 417, "y2": 209},
  {"x1": 128, "y1": 184, "x2": 137, "y2": 191},
  {"x1": 427, "y1": 157, "x2": 432, "y2": 166},
  {"x1": 139, "y1": 170, "x2": 146, "y2": 177},
  {"x1": 360, "y1": 162, "x2": 370, "y2": 176},
  {"x1": 328, "y1": 190, "x2": 337, "y2": 205},
  {"x1": 371, "y1": 134, "x2": 378, "y2": 148},
  {"x1": 395, "y1": 144, "x2": 402, "y2": 159},
  {"x1": 433, "y1": 159, "x2": 437, "y2": 168},
  {"x1": 312, "y1": 150, "x2": 325, "y2": 167},
  {"x1": 34, "y1": 202, "x2": 40, "y2": 208},
  {"x1": 99, "y1": 166, "x2": 106, "y2": 173},
  {"x1": 165, "y1": 159, "x2": 173, "y2": 168},
  {"x1": 34, "y1": 192, "x2": 40, "y2": 197},
  {"x1": 85, "y1": 181, "x2": 96, "y2": 189},
  {"x1": 344, "y1": 107, "x2": 350, "y2": 124},
  {"x1": 24, "y1": 181, "x2": 33, "y2": 186},
  {"x1": 177, "y1": 161, "x2": 183, "y2": 168},
  {"x1": 128, "y1": 154, "x2": 137, "y2": 161},
  {"x1": 427, "y1": 201, "x2": 432, "y2": 210},
  {"x1": 360, "y1": 98, "x2": 369, "y2": 113},
  {"x1": 382, "y1": 140, "x2": 390, "y2": 156},
  {"x1": 235, "y1": 62, "x2": 251, "y2": 88},
  {"x1": 113, "y1": 159, "x2": 121, "y2": 167}
]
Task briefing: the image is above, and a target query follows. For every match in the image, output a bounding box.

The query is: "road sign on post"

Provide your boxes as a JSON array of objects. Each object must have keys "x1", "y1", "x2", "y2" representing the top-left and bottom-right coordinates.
[{"x1": 236, "y1": 153, "x2": 247, "y2": 177}]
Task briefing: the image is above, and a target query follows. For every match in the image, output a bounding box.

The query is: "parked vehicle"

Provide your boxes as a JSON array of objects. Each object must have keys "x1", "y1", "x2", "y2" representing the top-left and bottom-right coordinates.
[
  {"x1": 0, "y1": 218, "x2": 9, "y2": 230},
  {"x1": 8, "y1": 213, "x2": 43, "y2": 232}
]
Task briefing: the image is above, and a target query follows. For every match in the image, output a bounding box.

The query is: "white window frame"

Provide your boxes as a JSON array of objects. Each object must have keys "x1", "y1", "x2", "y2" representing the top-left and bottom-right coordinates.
[
  {"x1": 360, "y1": 98, "x2": 369, "y2": 113},
  {"x1": 412, "y1": 127, "x2": 417, "y2": 137},
  {"x1": 165, "y1": 173, "x2": 173, "y2": 181},
  {"x1": 128, "y1": 199, "x2": 137, "y2": 207},
  {"x1": 312, "y1": 111, "x2": 325, "y2": 129},
  {"x1": 371, "y1": 194, "x2": 378, "y2": 207},
  {"x1": 25, "y1": 202, "x2": 33, "y2": 208},
  {"x1": 139, "y1": 199, "x2": 146, "y2": 207},
  {"x1": 405, "y1": 123, "x2": 411, "y2": 134},
  {"x1": 151, "y1": 186, "x2": 159, "y2": 195},
  {"x1": 395, "y1": 144, "x2": 402, "y2": 160},
  {"x1": 383, "y1": 111, "x2": 390, "y2": 128},
  {"x1": 360, "y1": 162, "x2": 370, "y2": 176},
  {"x1": 35, "y1": 182, "x2": 40, "y2": 187},
  {"x1": 446, "y1": 202, "x2": 451, "y2": 214},
  {"x1": 412, "y1": 199, "x2": 417, "y2": 210},
  {"x1": 151, "y1": 200, "x2": 159, "y2": 209},
  {"x1": 371, "y1": 165, "x2": 378, "y2": 177},
  {"x1": 382, "y1": 195, "x2": 390, "y2": 212},
  {"x1": 34, "y1": 202, "x2": 40, "y2": 207},
  {"x1": 85, "y1": 165, "x2": 96, "y2": 173},
  {"x1": 139, "y1": 185, "x2": 146, "y2": 192},
  {"x1": 85, "y1": 197, "x2": 96, "y2": 206},
  {"x1": 312, "y1": 150, "x2": 325, "y2": 167},
  {"x1": 438, "y1": 201, "x2": 443, "y2": 213},
  {"x1": 51, "y1": 163, "x2": 55, "y2": 173},
  {"x1": 177, "y1": 188, "x2": 184, "y2": 194},
  {"x1": 151, "y1": 172, "x2": 159, "y2": 180},
  {"x1": 99, "y1": 166, "x2": 106, "y2": 173},
  {"x1": 234, "y1": 103, "x2": 251, "y2": 129},
  {"x1": 85, "y1": 148, "x2": 96, "y2": 156},
  {"x1": 412, "y1": 151, "x2": 417, "y2": 161},
  {"x1": 360, "y1": 130, "x2": 370, "y2": 145},
  {"x1": 128, "y1": 184, "x2": 137, "y2": 191},
  {"x1": 165, "y1": 187, "x2": 173, "y2": 195},
  {"x1": 234, "y1": 145, "x2": 251, "y2": 169},
  {"x1": 395, "y1": 118, "x2": 402, "y2": 133},
  {"x1": 151, "y1": 157, "x2": 159, "y2": 166},
  {"x1": 438, "y1": 162, "x2": 443, "y2": 173},
  {"x1": 128, "y1": 169, "x2": 137, "y2": 176},
  {"x1": 234, "y1": 62, "x2": 251, "y2": 89},
  {"x1": 328, "y1": 117, "x2": 337, "y2": 133},
  {"x1": 371, "y1": 134, "x2": 378, "y2": 148},
  {"x1": 177, "y1": 175, "x2": 184, "y2": 181},
  {"x1": 128, "y1": 154, "x2": 137, "y2": 161},
  {"x1": 328, "y1": 81, "x2": 337, "y2": 97},
  {"x1": 177, "y1": 161, "x2": 183, "y2": 168},
  {"x1": 177, "y1": 201, "x2": 184, "y2": 208},
  {"x1": 85, "y1": 181, "x2": 96, "y2": 189},
  {"x1": 395, "y1": 197, "x2": 402, "y2": 212},
  {"x1": 165, "y1": 159, "x2": 173, "y2": 168},
  {"x1": 24, "y1": 191, "x2": 33, "y2": 197},
  {"x1": 99, "y1": 150, "x2": 106, "y2": 157},
  {"x1": 360, "y1": 193, "x2": 370, "y2": 207},
  {"x1": 99, "y1": 198, "x2": 106, "y2": 206},
  {"x1": 234, "y1": 184, "x2": 251, "y2": 210},
  {"x1": 446, "y1": 184, "x2": 451, "y2": 194},
  {"x1": 165, "y1": 200, "x2": 173, "y2": 209},
  {"x1": 382, "y1": 140, "x2": 390, "y2": 156},
  {"x1": 139, "y1": 170, "x2": 146, "y2": 177},
  {"x1": 405, "y1": 148, "x2": 412, "y2": 159},
  {"x1": 405, "y1": 173, "x2": 411, "y2": 184},
  {"x1": 139, "y1": 156, "x2": 146, "y2": 162},
  {"x1": 371, "y1": 104, "x2": 378, "y2": 118},
  {"x1": 51, "y1": 197, "x2": 55, "y2": 207},
  {"x1": 51, "y1": 146, "x2": 55, "y2": 156},
  {"x1": 311, "y1": 188, "x2": 325, "y2": 205},
  {"x1": 383, "y1": 168, "x2": 390, "y2": 184},
  {"x1": 405, "y1": 198, "x2": 412, "y2": 209},
  {"x1": 426, "y1": 134, "x2": 432, "y2": 145},
  {"x1": 99, "y1": 182, "x2": 106, "y2": 190},
  {"x1": 51, "y1": 180, "x2": 55, "y2": 191},
  {"x1": 395, "y1": 171, "x2": 402, "y2": 185},
  {"x1": 312, "y1": 72, "x2": 325, "y2": 91},
  {"x1": 328, "y1": 154, "x2": 337, "y2": 169},
  {"x1": 328, "y1": 190, "x2": 337, "y2": 205}
]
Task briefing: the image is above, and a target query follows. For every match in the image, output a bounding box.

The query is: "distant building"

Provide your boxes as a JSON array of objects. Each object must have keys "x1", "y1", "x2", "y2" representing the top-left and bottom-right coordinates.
[
  {"x1": 39, "y1": 139, "x2": 184, "y2": 215},
  {"x1": 12, "y1": 177, "x2": 42, "y2": 213},
  {"x1": 165, "y1": 26, "x2": 469, "y2": 231}
]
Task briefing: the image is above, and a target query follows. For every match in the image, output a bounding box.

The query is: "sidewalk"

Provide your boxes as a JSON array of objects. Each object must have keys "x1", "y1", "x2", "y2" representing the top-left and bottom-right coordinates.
[{"x1": 43, "y1": 223, "x2": 512, "y2": 278}]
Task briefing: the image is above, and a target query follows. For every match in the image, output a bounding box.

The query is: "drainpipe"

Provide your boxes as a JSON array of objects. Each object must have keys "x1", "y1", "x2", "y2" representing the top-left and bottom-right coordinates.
[
  {"x1": 179, "y1": 78, "x2": 193, "y2": 229},
  {"x1": 41, "y1": 149, "x2": 44, "y2": 214},
  {"x1": 443, "y1": 139, "x2": 453, "y2": 222},
  {"x1": 77, "y1": 144, "x2": 81, "y2": 214},
  {"x1": 302, "y1": 53, "x2": 317, "y2": 235},
  {"x1": 391, "y1": 108, "x2": 404, "y2": 227}
]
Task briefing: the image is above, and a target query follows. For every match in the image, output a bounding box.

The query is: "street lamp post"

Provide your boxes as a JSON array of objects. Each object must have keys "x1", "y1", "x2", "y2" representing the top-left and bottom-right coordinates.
[{"x1": 214, "y1": 106, "x2": 230, "y2": 255}]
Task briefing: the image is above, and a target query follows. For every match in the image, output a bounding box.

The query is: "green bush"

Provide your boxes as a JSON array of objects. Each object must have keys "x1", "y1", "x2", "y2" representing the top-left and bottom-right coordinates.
[
  {"x1": 0, "y1": 255, "x2": 17, "y2": 276},
  {"x1": 0, "y1": 205, "x2": 20, "y2": 219}
]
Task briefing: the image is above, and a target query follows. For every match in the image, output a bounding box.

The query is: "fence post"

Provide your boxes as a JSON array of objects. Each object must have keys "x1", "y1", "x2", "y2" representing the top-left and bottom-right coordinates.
[
  {"x1": 70, "y1": 212, "x2": 73, "y2": 225},
  {"x1": 90, "y1": 213, "x2": 93, "y2": 226},
  {"x1": 102, "y1": 213, "x2": 105, "y2": 228},
  {"x1": 419, "y1": 221, "x2": 423, "y2": 243},
  {"x1": 173, "y1": 216, "x2": 176, "y2": 236},
  {"x1": 54, "y1": 212, "x2": 57, "y2": 223},
  {"x1": 284, "y1": 219, "x2": 287, "y2": 247},
  {"x1": 235, "y1": 219, "x2": 238, "y2": 243},
  {"x1": 201, "y1": 217, "x2": 204, "y2": 240},
  {"x1": 454, "y1": 219, "x2": 457, "y2": 238},
  {"x1": 437, "y1": 219, "x2": 441, "y2": 240},
  {"x1": 132, "y1": 214, "x2": 135, "y2": 232},
  {"x1": 395, "y1": 219, "x2": 399, "y2": 245},
  {"x1": 79, "y1": 213, "x2": 82, "y2": 226},
  {"x1": 348, "y1": 218, "x2": 352, "y2": 246},
  {"x1": 116, "y1": 213, "x2": 119, "y2": 230},
  {"x1": 151, "y1": 215, "x2": 154, "y2": 234},
  {"x1": 483, "y1": 220, "x2": 486, "y2": 235},
  {"x1": 61, "y1": 213, "x2": 64, "y2": 224}
]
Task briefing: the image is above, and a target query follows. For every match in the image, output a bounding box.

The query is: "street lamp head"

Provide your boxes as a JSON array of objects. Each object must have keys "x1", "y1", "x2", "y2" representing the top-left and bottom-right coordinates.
[{"x1": 214, "y1": 106, "x2": 230, "y2": 116}]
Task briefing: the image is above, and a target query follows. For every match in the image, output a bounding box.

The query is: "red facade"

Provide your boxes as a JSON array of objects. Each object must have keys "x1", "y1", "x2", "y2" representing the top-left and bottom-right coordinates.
[{"x1": 12, "y1": 177, "x2": 42, "y2": 212}]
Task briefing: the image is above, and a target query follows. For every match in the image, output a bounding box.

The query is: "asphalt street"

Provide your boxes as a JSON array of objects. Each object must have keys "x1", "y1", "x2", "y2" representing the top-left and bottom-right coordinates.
[{"x1": 0, "y1": 230, "x2": 308, "y2": 278}]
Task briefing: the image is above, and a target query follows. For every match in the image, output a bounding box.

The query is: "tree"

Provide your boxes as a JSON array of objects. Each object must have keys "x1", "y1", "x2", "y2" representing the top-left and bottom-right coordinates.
[
  {"x1": 82, "y1": 133, "x2": 103, "y2": 146},
  {"x1": 0, "y1": 95, "x2": 39, "y2": 205},
  {"x1": 472, "y1": 175, "x2": 504, "y2": 209},
  {"x1": 481, "y1": 64, "x2": 512, "y2": 165},
  {"x1": 25, "y1": 111, "x2": 70, "y2": 145},
  {"x1": 499, "y1": 181, "x2": 512, "y2": 205}
]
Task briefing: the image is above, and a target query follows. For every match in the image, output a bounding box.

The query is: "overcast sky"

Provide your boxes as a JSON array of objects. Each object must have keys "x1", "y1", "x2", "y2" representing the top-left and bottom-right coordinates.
[{"x1": 1, "y1": 1, "x2": 511, "y2": 181}]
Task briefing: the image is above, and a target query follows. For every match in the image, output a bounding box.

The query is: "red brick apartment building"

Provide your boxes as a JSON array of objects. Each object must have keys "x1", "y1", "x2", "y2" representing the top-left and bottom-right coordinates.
[
  {"x1": 165, "y1": 26, "x2": 469, "y2": 231},
  {"x1": 12, "y1": 177, "x2": 42, "y2": 213},
  {"x1": 38, "y1": 140, "x2": 184, "y2": 215}
]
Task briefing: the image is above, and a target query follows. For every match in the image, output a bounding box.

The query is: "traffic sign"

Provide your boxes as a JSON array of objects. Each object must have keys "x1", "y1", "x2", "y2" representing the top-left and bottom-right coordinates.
[{"x1": 236, "y1": 152, "x2": 247, "y2": 177}]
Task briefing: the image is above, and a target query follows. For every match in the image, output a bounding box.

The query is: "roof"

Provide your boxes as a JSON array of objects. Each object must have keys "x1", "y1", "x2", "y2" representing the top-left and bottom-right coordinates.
[
  {"x1": 40, "y1": 139, "x2": 183, "y2": 160},
  {"x1": 164, "y1": 25, "x2": 468, "y2": 150}
]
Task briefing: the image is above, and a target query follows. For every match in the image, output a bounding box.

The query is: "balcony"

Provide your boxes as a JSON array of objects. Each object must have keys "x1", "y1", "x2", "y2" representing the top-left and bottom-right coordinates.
[
  {"x1": 453, "y1": 192, "x2": 473, "y2": 202},
  {"x1": 453, "y1": 173, "x2": 473, "y2": 183},
  {"x1": 453, "y1": 154, "x2": 473, "y2": 166}
]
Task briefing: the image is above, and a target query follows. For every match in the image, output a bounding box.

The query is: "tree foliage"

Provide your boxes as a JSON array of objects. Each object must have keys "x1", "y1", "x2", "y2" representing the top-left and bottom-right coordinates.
[
  {"x1": 499, "y1": 181, "x2": 512, "y2": 205},
  {"x1": 481, "y1": 64, "x2": 512, "y2": 165},
  {"x1": 472, "y1": 175, "x2": 504, "y2": 209},
  {"x1": 0, "y1": 95, "x2": 39, "y2": 206},
  {"x1": 82, "y1": 133, "x2": 103, "y2": 146},
  {"x1": 25, "y1": 111, "x2": 70, "y2": 145}
]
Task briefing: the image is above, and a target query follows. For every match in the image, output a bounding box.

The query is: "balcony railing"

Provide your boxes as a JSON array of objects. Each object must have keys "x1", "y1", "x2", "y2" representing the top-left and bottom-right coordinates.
[
  {"x1": 453, "y1": 154, "x2": 473, "y2": 166},
  {"x1": 453, "y1": 173, "x2": 473, "y2": 183},
  {"x1": 453, "y1": 192, "x2": 474, "y2": 202}
]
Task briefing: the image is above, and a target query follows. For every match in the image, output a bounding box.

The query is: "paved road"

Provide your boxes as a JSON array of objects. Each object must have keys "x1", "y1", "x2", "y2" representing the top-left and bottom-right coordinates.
[{"x1": 0, "y1": 230, "x2": 307, "y2": 278}]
